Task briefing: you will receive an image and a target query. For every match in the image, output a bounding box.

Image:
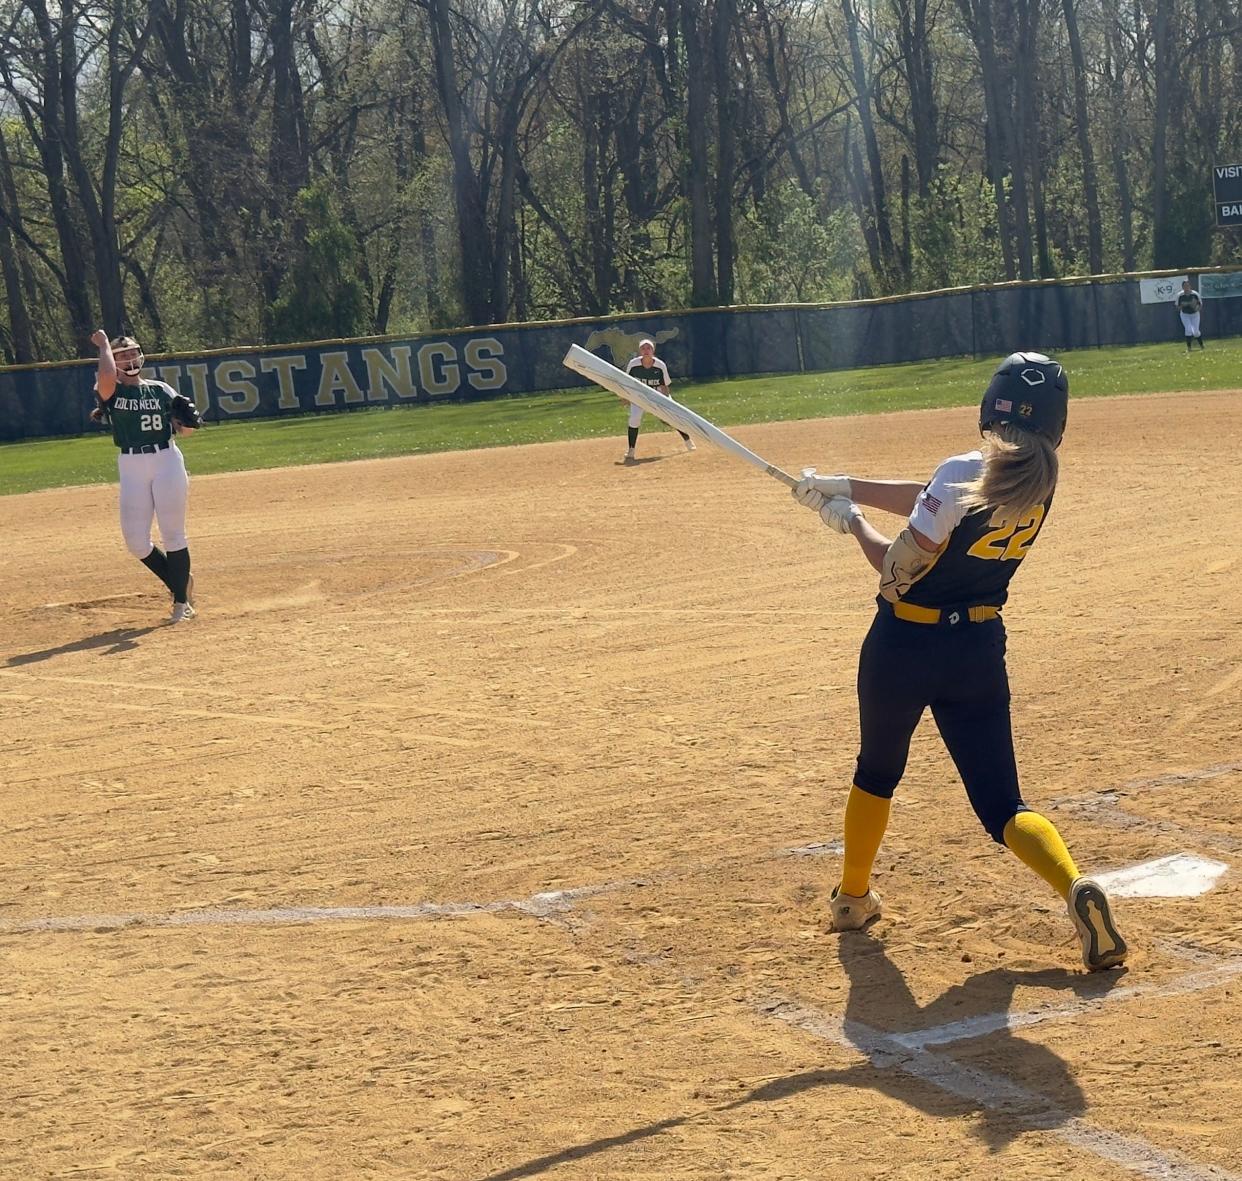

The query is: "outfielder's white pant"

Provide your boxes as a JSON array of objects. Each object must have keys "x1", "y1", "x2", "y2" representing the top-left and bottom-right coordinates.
[
  {"x1": 1180, "y1": 310, "x2": 1202, "y2": 338},
  {"x1": 118, "y1": 444, "x2": 190, "y2": 557},
  {"x1": 627, "y1": 402, "x2": 645, "y2": 430}
]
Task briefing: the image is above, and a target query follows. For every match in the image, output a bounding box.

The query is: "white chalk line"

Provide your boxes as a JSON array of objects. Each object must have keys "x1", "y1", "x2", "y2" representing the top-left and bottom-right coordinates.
[
  {"x1": 886, "y1": 955, "x2": 1242, "y2": 1051},
  {"x1": 3, "y1": 839, "x2": 843, "y2": 936},
  {"x1": 1111, "y1": 762, "x2": 1242, "y2": 794},
  {"x1": 7, "y1": 818, "x2": 1241, "y2": 1179},
  {"x1": 1, "y1": 881, "x2": 632, "y2": 934},
  {"x1": 1054, "y1": 762, "x2": 1242, "y2": 854},
  {"x1": 760, "y1": 996, "x2": 1242, "y2": 1181}
]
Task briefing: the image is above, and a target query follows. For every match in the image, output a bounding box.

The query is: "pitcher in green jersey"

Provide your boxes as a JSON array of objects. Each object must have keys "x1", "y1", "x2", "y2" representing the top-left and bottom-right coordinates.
[{"x1": 92, "y1": 330, "x2": 199, "y2": 623}]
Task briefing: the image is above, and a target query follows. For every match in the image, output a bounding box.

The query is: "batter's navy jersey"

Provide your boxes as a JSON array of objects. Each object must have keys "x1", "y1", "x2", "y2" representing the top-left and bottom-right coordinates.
[{"x1": 900, "y1": 451, "x2": 1052, "y2": 610}]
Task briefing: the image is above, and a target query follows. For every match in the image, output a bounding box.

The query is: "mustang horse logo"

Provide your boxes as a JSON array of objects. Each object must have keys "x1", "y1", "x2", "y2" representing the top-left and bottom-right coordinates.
[{"x1": 584, "y1": 326, "x2": 679, "y2": 364}]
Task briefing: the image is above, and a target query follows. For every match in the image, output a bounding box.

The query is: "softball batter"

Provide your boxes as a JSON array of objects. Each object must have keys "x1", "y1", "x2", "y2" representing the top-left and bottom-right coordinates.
[
  {"x1": 1176, "y1": 280, "x2": 1205, "y2": 350},
  {"x1": 794, "y1": 352, "x2": 1127, "y2": 971},
  {"x1": 622, "y1": 339, "x2": 695, "y2": 461},
  {"x1": 92, "y1": 330, "x2": 200, "y2": 623}
]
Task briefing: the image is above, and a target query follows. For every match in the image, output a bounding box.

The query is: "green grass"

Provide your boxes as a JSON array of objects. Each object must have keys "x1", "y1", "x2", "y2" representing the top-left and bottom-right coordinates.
[{"x1": 2, "y1": 337, "x2": 1236, "y2": 497}]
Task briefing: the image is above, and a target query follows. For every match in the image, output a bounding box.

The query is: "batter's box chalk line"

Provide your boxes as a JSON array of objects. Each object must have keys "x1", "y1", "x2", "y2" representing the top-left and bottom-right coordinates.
[
  {"x1": 758, "y1": 994, "x2": 1242, "y2": 1181},
  {"x1": 4, "y1": 837, "x2": 843, "y2": 935}
]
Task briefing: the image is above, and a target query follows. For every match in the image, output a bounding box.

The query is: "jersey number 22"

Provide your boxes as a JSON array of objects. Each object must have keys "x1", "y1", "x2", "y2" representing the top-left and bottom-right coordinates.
[{"x1": 968, "y1": 505, "x2": 1045, "y2": 561}]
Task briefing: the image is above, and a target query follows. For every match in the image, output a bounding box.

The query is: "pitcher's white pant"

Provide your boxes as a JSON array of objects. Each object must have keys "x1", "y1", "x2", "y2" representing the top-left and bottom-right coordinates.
[
  {"x1": 627, "y1": 402, "x2": 645, "y2": 429},
  {"x1": 118, "y1": 444, "x2": 190, "y2": 557},
  {"x1": 1180, "y1": 310, "x2": 1202, "y2": 338}
]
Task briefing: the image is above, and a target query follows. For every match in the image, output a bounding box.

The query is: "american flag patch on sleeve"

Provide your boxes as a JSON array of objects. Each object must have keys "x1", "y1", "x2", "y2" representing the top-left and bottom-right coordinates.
[{"x1": 922, "y1": 492, "x2": 942, "y2": 514}]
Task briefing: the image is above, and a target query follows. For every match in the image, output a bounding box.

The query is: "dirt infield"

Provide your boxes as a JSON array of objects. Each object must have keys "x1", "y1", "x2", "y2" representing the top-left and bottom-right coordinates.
[{"x1": 3, "y1": 391, "x2": 1240, "y2": 1180}]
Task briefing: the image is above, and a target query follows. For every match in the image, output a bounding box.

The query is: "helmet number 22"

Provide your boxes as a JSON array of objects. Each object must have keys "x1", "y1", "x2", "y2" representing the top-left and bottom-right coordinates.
[
  {"x1": 140, "y1": 413, "x2": 163, "y2": 432},
  {"x1": 968, "y1": 505, "x2": 1046, "y2": 561}
]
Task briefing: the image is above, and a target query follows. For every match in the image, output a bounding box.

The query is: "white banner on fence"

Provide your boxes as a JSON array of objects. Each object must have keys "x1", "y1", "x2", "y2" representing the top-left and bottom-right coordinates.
[
  {"x1": 1139, "y1": 276, "x2": 1186, "y2": 304},
  {"x1": 1200, "y1": 272, "x2": 1242, "y2": 298}
]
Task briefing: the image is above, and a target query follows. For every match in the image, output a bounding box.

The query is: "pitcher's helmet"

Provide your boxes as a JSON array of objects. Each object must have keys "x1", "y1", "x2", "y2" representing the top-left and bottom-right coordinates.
[
  {"x1": 980, "y1": 352, "x2": 1068, "y2": 445},
  {"x1": 110, "y1": 334, "x2": 145, "y2": 378}
]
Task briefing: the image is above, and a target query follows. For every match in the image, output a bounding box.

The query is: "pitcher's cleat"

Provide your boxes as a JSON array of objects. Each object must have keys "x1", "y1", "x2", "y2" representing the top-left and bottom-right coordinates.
[
  {"x1": 169, "y1": 601, "x2": 197, "y2": 624},
  {"x1": 1068, "y1": 877, "x2": 1127, "y2": 970},
  {"x1": 622, "y1": 448, "x2": 636, "y2": 463},
  {"x1": 829, "y1": 885, "x2": 882, "y2": 932}
]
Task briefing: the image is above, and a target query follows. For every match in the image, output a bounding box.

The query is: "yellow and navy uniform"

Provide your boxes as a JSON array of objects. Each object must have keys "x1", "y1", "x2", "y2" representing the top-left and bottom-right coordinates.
[
  {"x1": 855, "y1": 451, "x2": 1051, "y2": 844},
  {"x1": 899, "y1": 451, "x2": 1052, "y2": 612}
]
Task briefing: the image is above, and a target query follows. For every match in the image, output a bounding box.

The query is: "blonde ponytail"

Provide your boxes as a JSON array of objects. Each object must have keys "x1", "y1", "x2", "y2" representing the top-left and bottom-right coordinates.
[{"x1": 957, "y1": 423, "x2": 1059, "y2": 518}]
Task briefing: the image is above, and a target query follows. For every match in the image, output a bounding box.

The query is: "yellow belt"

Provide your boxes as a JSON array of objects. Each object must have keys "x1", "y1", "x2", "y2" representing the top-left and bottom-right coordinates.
[{"x1": 890, "y1": 601, "x2": 1000, "y2": 624}]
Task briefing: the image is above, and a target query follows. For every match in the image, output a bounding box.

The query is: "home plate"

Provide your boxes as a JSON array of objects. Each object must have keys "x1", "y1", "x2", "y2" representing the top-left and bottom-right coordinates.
[{"x1": 1095, "y1": 853, "x2": 1229, "y2": 897}]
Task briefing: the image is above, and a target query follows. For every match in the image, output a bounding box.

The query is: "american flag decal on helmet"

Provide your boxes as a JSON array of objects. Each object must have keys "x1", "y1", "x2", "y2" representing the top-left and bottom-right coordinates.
[{"x1": 995, "y1": 397, "x2": 1013, "y2": 412}]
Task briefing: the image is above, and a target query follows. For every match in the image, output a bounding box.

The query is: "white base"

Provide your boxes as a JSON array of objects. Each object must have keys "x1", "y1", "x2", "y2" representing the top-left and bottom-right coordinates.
[{"x1": 1094, "y1": 852, "x2": 1228, "y2": 898}]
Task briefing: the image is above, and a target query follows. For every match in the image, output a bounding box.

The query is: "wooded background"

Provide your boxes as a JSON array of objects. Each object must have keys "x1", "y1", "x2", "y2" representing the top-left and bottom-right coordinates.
[{"x1": 1, "y1": 0, "x2": 1239, "y2": 366}]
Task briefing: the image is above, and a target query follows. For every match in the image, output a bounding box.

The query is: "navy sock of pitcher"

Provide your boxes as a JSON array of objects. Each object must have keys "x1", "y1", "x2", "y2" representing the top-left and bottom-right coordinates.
[
  {"x1": 627, "y1": 427, "x2": 639, "y2": 449},
  {"x1": 166, "y1": 547, "x2": 192, "y2": 604},
  {"x1": 140, "y1": 546, "x2": 178, "y2": 595}
]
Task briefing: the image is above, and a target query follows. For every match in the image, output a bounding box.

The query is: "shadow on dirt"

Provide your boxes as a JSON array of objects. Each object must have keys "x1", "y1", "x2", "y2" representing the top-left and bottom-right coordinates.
[
  {"x1": 479, "y1": 937, "x2": 1127, "y2": 1180},
  {"x1": 5, "y1": 625, "x2": 162, "y2": 666}
]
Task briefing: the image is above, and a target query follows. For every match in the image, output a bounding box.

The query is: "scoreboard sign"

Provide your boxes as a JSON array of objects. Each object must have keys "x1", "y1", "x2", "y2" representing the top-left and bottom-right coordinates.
[{"x1": 1214, "y1": 163, "x2": 1242, "y2": 226}]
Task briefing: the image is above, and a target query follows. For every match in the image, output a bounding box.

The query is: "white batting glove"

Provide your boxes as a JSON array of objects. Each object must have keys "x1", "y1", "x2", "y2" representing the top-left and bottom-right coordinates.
[
  {"x1": 792, "y1": 482, "x2": 827, "y2": 511},
  {"x1": 820, "y1": 496, "x2": 863, "y2": 534},
  {"x1": 797, "y1": 468, "x2": 851, "y2": 499}
]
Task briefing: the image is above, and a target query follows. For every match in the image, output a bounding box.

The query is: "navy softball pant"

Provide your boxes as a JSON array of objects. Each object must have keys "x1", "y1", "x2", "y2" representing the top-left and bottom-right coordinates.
[{"x1": 852, "y1": 607, "x2": 1027, "y2": 844}]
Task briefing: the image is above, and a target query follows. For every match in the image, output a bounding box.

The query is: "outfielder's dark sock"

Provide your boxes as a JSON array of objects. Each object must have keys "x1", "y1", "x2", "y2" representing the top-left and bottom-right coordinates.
[
  {"x1": 140, "y1": 546, "x2": 177, "y2": 595},
  {"x1": 678, "y1": 431, "x2": 690, "y2": 442},
  {"x1": 1186, "y1": 338, "x2": 1193, "y2": 350},
  {"x1": 1199, "y1": 337, "x2": 1206, "y2": 349},
  {"x1": 166, "y1": 546, "x2": 192, "y2": 603},
  {"x1": 627, "y1": 426, "x2": 639, "y2": 449}
]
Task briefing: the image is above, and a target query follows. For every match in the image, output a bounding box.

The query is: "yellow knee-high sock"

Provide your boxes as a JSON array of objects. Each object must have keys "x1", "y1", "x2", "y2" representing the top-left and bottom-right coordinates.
[
  {"x1": 1003, "y1": 811, "x2": 1080, "y2": 901},
  {"x1": 840, "y1": 785, "x2": 892, "y2": 896}
]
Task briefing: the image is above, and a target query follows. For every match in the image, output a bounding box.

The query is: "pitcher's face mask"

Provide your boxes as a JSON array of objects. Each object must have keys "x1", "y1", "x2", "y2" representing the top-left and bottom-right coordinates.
[{"x1": 114, "y1": 346, "x2": 145, "y2": 377}]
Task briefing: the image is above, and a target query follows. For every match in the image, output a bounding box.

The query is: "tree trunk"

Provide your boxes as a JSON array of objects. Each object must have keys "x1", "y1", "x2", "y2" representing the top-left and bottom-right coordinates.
[
  {"x1": 713, "y1": 0, "x2": 737, "y2": 304},
  {"x1": 846, "y1": 128, "x2": 884, "y2": 279},
  {"x1": 18, "y1": 0, "x2": 95, "y2": 348},
  {"x1": 1150, "y1": 0, "x2": 1175, "y2": 265},
  {"x1": 892, "y1": 0, "x2": 939, "y2": 196},
  {"x1": 1015, "y1": 0, "x2": 1049, "y2": 276},
  {"x1": 0, "y1": 127, "x2": 37, "y2": 362},
  {"x1": 755, "y1": 0, "x2": 815, "y2": 198},
  {"x1": 900, "y1": 154, "x2": 912, "y2": 281},
  {"x1": 1062, "y1": 0, "x2": 1104, "y2": 273},
  {"x1": 264, "y1": 0, "x2": 311, "y2": 305},
  {"x1": 427, "y1": 0, "x2": 493, "y2": 324},
  {"x1": 583, "y1": 88, "x2": 610, "y2": 312},
  {"x1": 958, "y1": 0, "x2": 1016, "y2": 279},
  {"x1": 680, "y1": 0, "x2": 717, "y2": 305},
  {"x1": 1105, "y1": 17, "x2": 1136, "y2": 270},
  {"x1": 841, "y1": 0, "x2": 896, "y2": 285}
]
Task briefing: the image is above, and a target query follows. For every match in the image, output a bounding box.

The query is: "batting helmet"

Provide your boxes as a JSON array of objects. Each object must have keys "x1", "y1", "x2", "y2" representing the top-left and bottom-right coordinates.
[{"x1": 979, "y1": 352, "x2": 1068, "y2": 445}]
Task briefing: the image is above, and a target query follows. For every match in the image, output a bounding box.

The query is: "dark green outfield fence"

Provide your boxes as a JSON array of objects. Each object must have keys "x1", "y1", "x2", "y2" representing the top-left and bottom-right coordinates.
[{"x1": 3, "y1": 269, "x2": 1241, "y2": 443}]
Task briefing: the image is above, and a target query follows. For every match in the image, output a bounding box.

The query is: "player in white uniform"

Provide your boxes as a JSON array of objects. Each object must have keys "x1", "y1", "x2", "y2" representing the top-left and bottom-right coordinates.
[
  {"x1": 92, "y1": 330, "x2": 198, "y2": 623},
  {"x1": 622, "y1": 339, "x2": 695, "y2": 462},
  {"x1": 1176, "y1": 280, "x2": 1205, "y2": 350}
]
